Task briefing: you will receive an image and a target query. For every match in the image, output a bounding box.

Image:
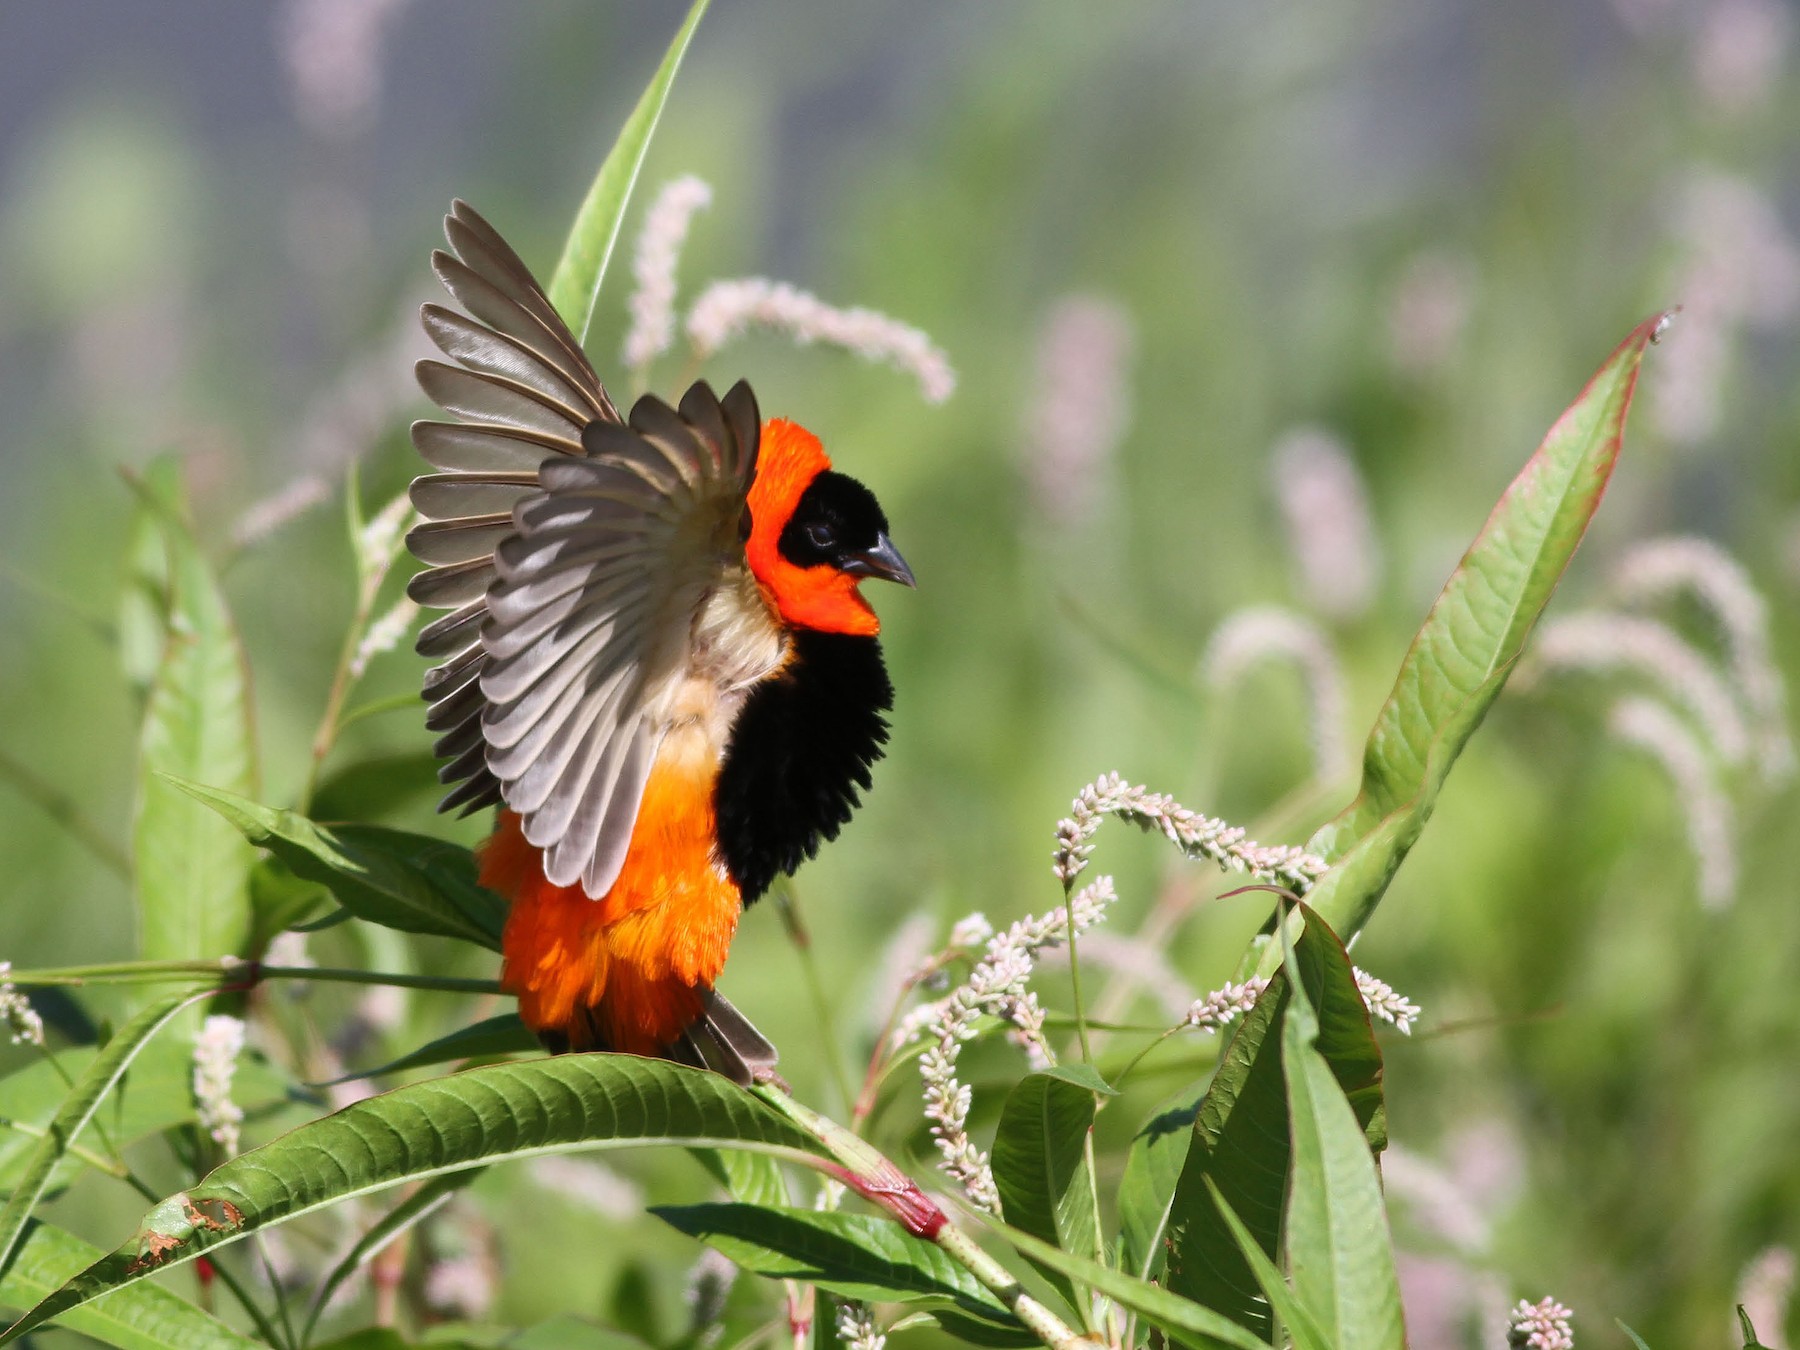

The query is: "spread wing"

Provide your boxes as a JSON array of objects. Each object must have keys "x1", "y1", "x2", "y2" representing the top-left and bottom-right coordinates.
[{"x1": 405, "y1": 199, "x2": 763, "y2": 897}]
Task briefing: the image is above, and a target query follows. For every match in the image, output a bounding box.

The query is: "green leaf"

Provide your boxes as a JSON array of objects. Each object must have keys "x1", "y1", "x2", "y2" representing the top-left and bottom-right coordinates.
[
  {"x1": 1201, "y1": 1180, "x2": 1333, "y2": 1350},
  {"x1": 651, "y1": 1203, "x2": 1018, "y2": 1328},
  {"x1": 1301, "y1": 315, "x2": 1664, "y2": 947},
  {"x1": 544, "y1": 0, "x2": 711, "y2": 341},
  {"x1": 900, "y1": 1310, "x2": 1040, "y2": 1348},
  {"x1": 690, "y1": 1146, "x2": 790, "y2": 1207},
  {"x1": 316, "y1": 1014, "x2": 538, "y2": 1086},
  {"x1": 0, "y1": 989, "x2": 209, "y2": 1272},
  {"x1": 0, "y1": 1056, "x2": 828, "y2": 1343},
  {"x1": 1737, "y1": 1307, "x2": 1775, "y2": 1349},
  {"x1": 1618, "y1": 1320, "x2": 1656, "y2": 1350},
  {"x1": 169, "y1": 778, "x2": 504, "y2": 950},
  {"x1": 1277, "y1": 916, "x2": 1405, "y2": 1349},
  {"x1": 990, "y1": 1071, "x2": 1099, "y2": 1309},
  {"x1": 1164, "y1": 908, "x2": 1384, "y2": 1342},
  {"x1": 129, "y1": 467, "x2": 257, "y2": 971},
  {"x1": 248, "y1": 856, "x2": 331, "y2": 954},
  {"x1": 970, "y1": 1212, "x2": 1267, "y2": 1350},
  {"x1": 302, "y1": 1168, "x2": 485, "y2": 1343},
  {"x1": 0, "y1": 1039, "x2": 293, "y2": 1194},
  {"x1": 118, "y1": 456, "x2": 177, "y2": 699},
  {"x1": 1116, "y1": 1085, "x2": 1202, "y2": 1280},
  {"x1": 0, "y1": 1219, "x2": 257, "y2": 1350}
]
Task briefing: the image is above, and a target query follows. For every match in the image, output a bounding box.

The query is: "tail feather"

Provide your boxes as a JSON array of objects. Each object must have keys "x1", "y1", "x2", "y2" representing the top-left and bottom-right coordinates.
[{"x1": 677, "y1": 991, "x2": 780, "y2": 1086}]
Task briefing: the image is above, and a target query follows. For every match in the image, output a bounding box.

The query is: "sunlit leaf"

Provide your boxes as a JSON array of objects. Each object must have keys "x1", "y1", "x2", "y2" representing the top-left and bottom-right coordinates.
[
  {"x1": 1164, "y1": 908, "x2": 1384, "y2": 1341},
  {"x1": 652, "y1": 1202, "x2": 1020, "y2": 1328},
  {"x1": 316, "y1": 1014, "x2": 537, "y2": 1086},
  {"x1": 0, "y1": 989, "x2": 209, "y2": 1272},
  {"x1": 544, "y1": 0, "x2": 711, "y2": 341},
  {"x1": 990, "y1": 1070, "x2": 1099, "y2": 1308},
  {"x1": 0, "y1": 1220, "x2": 256, "y2": 1350},
  {"x1": 1277, "y1": 915, "x2": 1405, "y2": 1348},
  {"x1": 971, "y1": 1212, "x2": 1267, "y2": 1350},
  {"x1": 1116, "y1": 1084, "x2": 1202, "y2": 1280},
  {"x1": 129, "y1": 467, "x2": 257, "y2": 974},
  {"x1": 0, "y1": 1056, "x2": 828, "y2": 1342},
  {"x1": 169, "y1": 778, "x2": 504, "y2": 950},
  {"x1": 1201, "y1": 1180, "x2": 1332, "y2": 1350},
  {"x1": 1300, "y1": 315, "x2": 1665, "y2": 947}
]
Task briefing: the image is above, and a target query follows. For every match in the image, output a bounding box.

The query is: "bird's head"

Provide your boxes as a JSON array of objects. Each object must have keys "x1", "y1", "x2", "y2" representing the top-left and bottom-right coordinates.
[{"x1": 744, "y1": 419, "x2": 914, "y2": 637}]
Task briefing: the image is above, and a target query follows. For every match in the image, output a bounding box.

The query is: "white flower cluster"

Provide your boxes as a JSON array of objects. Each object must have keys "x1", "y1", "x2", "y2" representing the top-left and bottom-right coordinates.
[
  {"x1": 833, "y1": 1300, "x2": 886, "y2": 1350},
  {"x1": 908, "y1": 876, "x2": 1119, "y2": 1211},
  {"x1": 1353, "y1": 967, "x2": 1422, "y2": 1035},
  {"x1": 686, "y1": 278, "x2": 956, "y2": 405},
  {"x1": 623, "y1": 176, "x2": 713, "y2": 373},
  {"x1": 1020, "y1": 295, "x2": 1135, "y2": 529},
  {"x1": 1611, "y1": 535, "x2": 1793, "y2": 785},
  {"x1": 1202, "y1": 605, "x2": 1353, "y2": 785},
  {"x1": 1610, "y1": 698, "x2": 1738, "y2": 910},
  {"x1": 192, "y1": 1014, "x2": 247, "y2": 1156},
  {"x1": 1052, "y1": 772, "x2": 1328, "y2": 893},
  {"x1": 349, "y1": 597, "x2": 419, "y2": 679},
  {"x1": 1507, "y1": 1296, "x2": 1574, "y2": 1350},
  {"x1": 1270, "y1": 426, "x2": 1383, "y2": 623},
  {"x1": 1183, "y1": 978, "x2": 1268, "y2": 1033},
  {"x1": 0, "y1": 962, "x2": 44, "y2": 1047}
]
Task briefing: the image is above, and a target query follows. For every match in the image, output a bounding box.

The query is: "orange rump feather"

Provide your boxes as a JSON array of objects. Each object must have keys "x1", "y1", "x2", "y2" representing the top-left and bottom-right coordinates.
[{"x1": 483, "y1": 740, "x2": 742, "y2": 1054}]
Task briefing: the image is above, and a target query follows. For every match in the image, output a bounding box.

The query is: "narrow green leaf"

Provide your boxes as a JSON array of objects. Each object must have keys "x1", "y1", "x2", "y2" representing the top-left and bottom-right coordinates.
[
  {"x1": 0, "y1": 1056, "x2": 829, "y2": 1343},
  {"x1": 168, "y1": 778, "x2": 504, "y2": 950},
  {"x1": 302, "y1": 1168, "x2": 485, "y2": 1343},
  {"x1": 1039, "y1": 1062, "x2": 1117, "y2": 1096},
  {"x1": 248, "y1": 856, "x2": 331, "y2": 954},
  {"x1": 0, "y1": 989, "x2": 209, "y2": 1271},
  {"x1": 903, "y1": 1309, "x2": 1040, "y2": 1348},
  {"x1": 1301, "y1": 315, "x2": 1665, "y2": 947},
  {"x1": 653, "y1": 1202, "x2": 1020, "y2": 1327},
  {"x1": 1277, "y1": 914, "x2": 1405, "y2": 1349},
  {"x1": 118, "y1": 456, "x2": 178, "y2": 699},
  {"x1": 1201, "y1": 1180, "x2": 1333, "y2": 1350},
  {"x1": 129, "y1": 468, "x2": 257, "y2": 971},
  {"x1": 544, "y1": 0, "x2": 711, "y2": 340},
  {"x1": 1116, "y1": 1085, "x2": 1202, "y2": 1280},
  {"x1": 315, "y1": 1014, "x2": 538, "y2": 1086},
  {"x1": 690, "y1": 1146, "x2": 790, "y2": 1207},
  {"x1": 989, "y1": 1071, "x2": 1099, "y2": 1309},
  {"x1": 0, "y1": 1039, "x2": 292, "y2": 1192},
  {"x1": 1737, "y1": 1306, "x2": 1775, "y2": 1349},
  {"x1": 970, "y1": 1212, "x2": 1268, "y2": 1350},
  {"x1": 0, "y1": 1219, "x2": 256, "y2": 1350},
  {"x1": 1618, "y1": 1320, "x2": 1656, "y2": 1350},
  {"x1": 1163, "y1": 909, "x2": 1385, "y2": 1341}
]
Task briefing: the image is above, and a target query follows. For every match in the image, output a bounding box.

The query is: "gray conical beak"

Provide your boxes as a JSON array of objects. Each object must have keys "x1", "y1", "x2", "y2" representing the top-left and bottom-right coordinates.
[{"x1": 842, "y1": 532, "x2": 916, "y2": 588}]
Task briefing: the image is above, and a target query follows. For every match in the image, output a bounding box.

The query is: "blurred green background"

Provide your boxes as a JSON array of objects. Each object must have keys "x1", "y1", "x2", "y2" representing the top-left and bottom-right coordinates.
[{"x1": 2, "y1": 2, "x2": 1798, "y2": 1347}]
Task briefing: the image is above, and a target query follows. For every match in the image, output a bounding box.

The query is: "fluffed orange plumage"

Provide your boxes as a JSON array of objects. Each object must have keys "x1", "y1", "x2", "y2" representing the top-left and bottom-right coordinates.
[{"x1": 485, "y1": 732, "x2": 741, "y2": 1053}]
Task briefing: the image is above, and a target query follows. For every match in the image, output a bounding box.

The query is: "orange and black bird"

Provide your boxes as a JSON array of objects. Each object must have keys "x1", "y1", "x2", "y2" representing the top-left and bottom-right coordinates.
[{"x1": 403, "y1": 202, "x2": 913, "y2": 1084}]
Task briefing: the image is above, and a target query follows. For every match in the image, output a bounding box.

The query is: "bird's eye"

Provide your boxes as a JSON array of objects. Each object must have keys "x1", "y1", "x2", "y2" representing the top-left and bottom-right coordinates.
[{"x1": 805, "y1": 521, "x2": 837, "y2": 551}]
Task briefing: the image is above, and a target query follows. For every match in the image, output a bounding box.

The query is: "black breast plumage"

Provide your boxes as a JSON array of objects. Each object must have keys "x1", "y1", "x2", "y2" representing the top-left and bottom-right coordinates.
[{"x1": 712, "y1": 630, "x2": 893, "y2": 903}]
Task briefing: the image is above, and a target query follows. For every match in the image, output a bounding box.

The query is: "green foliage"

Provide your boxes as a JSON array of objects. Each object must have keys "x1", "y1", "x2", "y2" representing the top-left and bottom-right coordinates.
[
  {"x1": 990, "y1": 1069, "x2": 1102, "y2": 1307},
  {"x1": 5, "y1": 5, "x2": 1780, "y2": 1348},
  {"x1": 652, "y1": 1204, "x2": 1023, "y2": 1331},
  {"x1": 544, "y1": 0, "x2": 711, "y2": 341},
  {"x1": 175, "y1": 779, "x2": 505, "y2": 950},
  {"x1": 1164, "y1": 906, "x2": 1386, "y2": 1340},
  {"x1": 0, "y1": 1221, "x2": 258, "y2": 1350},
  {"x1": 1298, "y1": 317, "x2": 1663, "y2": 950},
  {"x1": 0, "y1": 989, "x2": 207, "y2": 1272},
  {"x1": 128, "y1": 465, "x2": 257, "y2": 970}
]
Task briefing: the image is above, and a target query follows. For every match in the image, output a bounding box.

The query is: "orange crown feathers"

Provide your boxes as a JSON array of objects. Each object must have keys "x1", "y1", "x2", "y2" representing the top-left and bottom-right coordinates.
[{"x1": 744, "y1": 419, "x2": 879, "y2": 637}]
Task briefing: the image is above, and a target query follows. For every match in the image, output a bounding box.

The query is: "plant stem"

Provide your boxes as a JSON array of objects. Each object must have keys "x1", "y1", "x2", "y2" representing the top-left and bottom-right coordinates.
[
  {"x1": 751, "y1": 1084, "x2": 1102, "y2": 1350},
  {"x1": 774, "y1": 884, "x2": 855, "y2": 1113},
  {"x1": 0, "y1": 1119, "x2": 129, "y2": 1179},
  {"x1": 4, "y1": 958, "x2": 500, "y2": 996}
]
